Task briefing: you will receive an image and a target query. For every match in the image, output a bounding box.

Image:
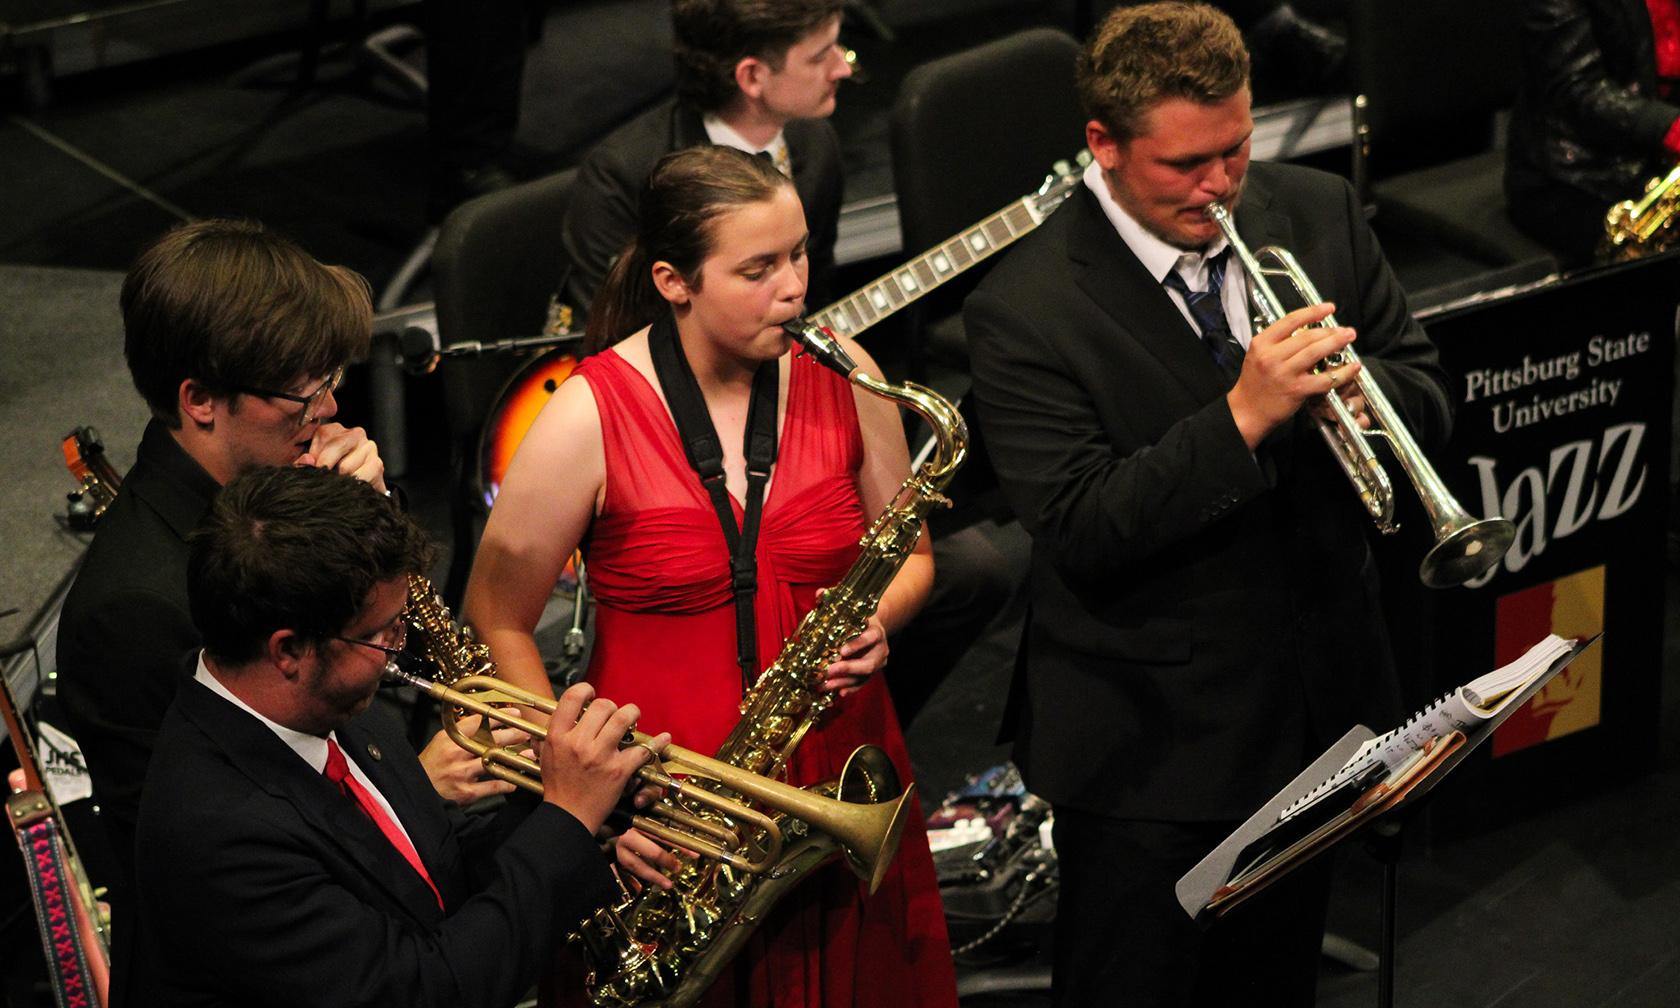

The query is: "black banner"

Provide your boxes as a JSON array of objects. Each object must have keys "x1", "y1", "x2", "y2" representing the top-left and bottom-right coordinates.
[{"x1": 1388, "y1": 252, "x2": 1679, "y2": 836}]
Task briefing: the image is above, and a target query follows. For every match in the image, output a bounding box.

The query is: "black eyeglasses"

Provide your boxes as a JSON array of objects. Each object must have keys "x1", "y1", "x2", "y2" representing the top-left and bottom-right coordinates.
[
  {"x1": 331, "y1": 617, "x2": 407, "y2": 659},
  {"x1": 235, "y1": 365, "x2": 345, "y2": 427}
]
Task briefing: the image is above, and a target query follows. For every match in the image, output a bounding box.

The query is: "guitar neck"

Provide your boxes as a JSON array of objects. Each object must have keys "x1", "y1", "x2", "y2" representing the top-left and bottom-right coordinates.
[{"x1": 809, "y1": 195, "x2": 1045, "y2": 338}]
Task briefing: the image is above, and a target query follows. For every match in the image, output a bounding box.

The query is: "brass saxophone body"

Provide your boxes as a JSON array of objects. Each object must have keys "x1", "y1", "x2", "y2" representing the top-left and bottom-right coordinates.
[
  {"x1": 1603, "y1": 163, "x2": 1680, "y2": 258},
  {"x1": 571, "y1": 320, "x2": 969, "y2": 1007}
]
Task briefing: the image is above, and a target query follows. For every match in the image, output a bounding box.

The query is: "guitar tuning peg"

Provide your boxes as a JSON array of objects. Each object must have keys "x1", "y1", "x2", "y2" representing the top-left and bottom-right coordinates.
[
  {"x1": 1077, "y1": 149, "x2": 1094, "y2": 166},
  {"x1": 1051, "y1": 160, "x2": 1070, "y2": 176}
]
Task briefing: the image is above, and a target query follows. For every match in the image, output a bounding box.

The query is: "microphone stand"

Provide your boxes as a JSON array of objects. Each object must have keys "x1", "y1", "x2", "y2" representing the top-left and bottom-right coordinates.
[{"x1": 401, "y1": 331, "x2": 578, "y2": 376}]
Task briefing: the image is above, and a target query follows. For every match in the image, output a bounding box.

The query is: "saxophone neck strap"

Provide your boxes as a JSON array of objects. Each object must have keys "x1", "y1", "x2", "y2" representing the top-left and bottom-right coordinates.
[{"x1": 648, "y1": 313, "x2": 779, "y2": 694}]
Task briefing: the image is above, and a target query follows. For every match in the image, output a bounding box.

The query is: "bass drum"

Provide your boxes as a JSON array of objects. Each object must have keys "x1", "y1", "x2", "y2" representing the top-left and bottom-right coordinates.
[{"x1": 475, "y1": 342, "x2": 585, "y2": 507}]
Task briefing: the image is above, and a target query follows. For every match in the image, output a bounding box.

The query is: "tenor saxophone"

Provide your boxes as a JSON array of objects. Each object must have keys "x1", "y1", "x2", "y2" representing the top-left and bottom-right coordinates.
[{"x1": 570, "y1": 319, "x2": 969, "y2": 1007}]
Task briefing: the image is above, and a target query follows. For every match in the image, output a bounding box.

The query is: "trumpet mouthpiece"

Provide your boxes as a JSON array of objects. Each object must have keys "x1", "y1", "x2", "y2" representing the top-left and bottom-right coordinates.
[{"x1": 382, "y1": 662, "x2": 423, "y2": 690}]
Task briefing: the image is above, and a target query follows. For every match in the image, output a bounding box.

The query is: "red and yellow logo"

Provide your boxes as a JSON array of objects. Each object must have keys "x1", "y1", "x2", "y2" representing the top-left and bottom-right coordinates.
[{"x1": 1491, "y1": 565, "x2": 1604, "y2": 757}]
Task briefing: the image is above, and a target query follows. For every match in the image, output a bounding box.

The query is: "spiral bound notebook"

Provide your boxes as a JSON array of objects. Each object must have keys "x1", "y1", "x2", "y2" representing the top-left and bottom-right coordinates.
[
  {"x1": 1176, "y1": 632, "x2": 1601, "y2": 921},
  {"x1": 1276, "y1": 633, "x2": 1579, "y2": 827}
]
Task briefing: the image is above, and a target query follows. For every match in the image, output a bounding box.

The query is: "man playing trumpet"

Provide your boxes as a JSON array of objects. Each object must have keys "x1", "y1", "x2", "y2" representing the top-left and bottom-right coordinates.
[
  {"x1": 134, "y1": 465, "x2": 664, "y2": 1008},
  {"x1": 963, "y1": 3, "x2": 1454, "y2": 1004}
]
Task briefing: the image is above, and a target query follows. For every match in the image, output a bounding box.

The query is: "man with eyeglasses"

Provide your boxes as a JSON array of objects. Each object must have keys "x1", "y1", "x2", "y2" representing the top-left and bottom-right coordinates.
[
  {"x1": 55, "y1": 218, "x2": 488, "y2": 1007},
  {"x1": 134, "y1": 464, "x2": 660, "y2": 1007}
]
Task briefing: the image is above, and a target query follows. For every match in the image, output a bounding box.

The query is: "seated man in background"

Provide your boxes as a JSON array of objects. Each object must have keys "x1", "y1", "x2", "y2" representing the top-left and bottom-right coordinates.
[
  {"x1": 55, "y1": 218, "x2": 503, "y2": 1007},
  {"x1": 136, "y1": 465, "x2": 658, "y2": 1007},
  {"x1": 1506, "y1": 0, "x2": 1680, "y2": 263},
  {"x1": 560, "y1": 0, "x2": 849, "y2": 310}
]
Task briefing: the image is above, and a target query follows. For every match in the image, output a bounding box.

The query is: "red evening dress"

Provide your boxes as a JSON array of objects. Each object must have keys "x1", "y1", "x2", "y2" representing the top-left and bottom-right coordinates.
[{"x1": 542, "y1": 344, "x2": 958, "y2": 1008}]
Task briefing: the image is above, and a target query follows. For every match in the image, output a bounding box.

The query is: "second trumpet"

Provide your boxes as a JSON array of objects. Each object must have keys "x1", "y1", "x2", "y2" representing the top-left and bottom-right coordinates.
[{"x1": 383, "y1": 660, "x2": 912, "y2": 884}]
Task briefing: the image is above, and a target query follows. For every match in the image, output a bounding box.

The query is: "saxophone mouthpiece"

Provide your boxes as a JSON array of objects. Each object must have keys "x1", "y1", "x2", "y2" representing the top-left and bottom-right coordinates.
[{"x1": 782, "y1": 319, "x2": 860, "y2": 379}]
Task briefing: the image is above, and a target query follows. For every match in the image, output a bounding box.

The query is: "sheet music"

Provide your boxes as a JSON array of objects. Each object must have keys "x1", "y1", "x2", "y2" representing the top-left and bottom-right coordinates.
[{"x1": 1277, "y1": 634, "x2": 1575, "y2": 824}]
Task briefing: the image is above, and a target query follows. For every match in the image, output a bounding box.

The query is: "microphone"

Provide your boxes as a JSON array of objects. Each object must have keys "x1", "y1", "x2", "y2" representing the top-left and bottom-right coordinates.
[
  {"x1": 398, "y1": 325, "x2": 442, "y2": 375},
  {"x1": 398, "y1": 329, "x2": 581, "y2": 376}
]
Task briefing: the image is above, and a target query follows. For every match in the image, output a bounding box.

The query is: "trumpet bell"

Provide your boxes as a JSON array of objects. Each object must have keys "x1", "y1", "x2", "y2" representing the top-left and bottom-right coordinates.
[
  {"x1": 1420, "y1": 515, "x2": 1516, "y2": 589},
  {"x1": 832, "y1": 745, "x2": 915, "y2": 895}
]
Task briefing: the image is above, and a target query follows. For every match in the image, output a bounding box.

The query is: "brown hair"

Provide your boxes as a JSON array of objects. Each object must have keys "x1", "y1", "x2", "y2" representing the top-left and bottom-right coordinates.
[
  {"x1": 1076, "y1": 2, "x2": 1250, "y2": 142},
  {"x1": 673, "y1": 0, "x2": 845, "y2": 112},
  {"x1": 585, "y1": 145, "x2": 793, "y2": 352},
  {"x1": 121, "y1": 219, "x2": 372, "y2": 426},
  {"x1": 190, "y1": 465, "x2": 434, "y2": 666}
]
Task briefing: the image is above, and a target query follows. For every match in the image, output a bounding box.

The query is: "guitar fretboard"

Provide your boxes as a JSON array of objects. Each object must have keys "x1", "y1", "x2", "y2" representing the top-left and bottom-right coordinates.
[{"x1": 809, "y1": 197, "x2": 1044, "y2": 337}]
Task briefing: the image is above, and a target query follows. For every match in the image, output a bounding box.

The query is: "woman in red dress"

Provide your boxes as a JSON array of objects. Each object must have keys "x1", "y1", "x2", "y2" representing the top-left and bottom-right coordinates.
[{"x1": 463, "y1": 146, "x2": 958, "y2": 1007}]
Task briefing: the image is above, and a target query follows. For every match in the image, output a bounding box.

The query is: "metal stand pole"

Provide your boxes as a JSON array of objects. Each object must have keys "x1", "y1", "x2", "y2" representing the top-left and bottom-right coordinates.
[{"x1": 1368, "y1": 818, "x2": 1403, "y2": 1008}]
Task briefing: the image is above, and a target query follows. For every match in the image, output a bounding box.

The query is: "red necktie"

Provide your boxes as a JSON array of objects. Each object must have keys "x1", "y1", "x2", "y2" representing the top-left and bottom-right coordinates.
[{"x1": 324, "y1": 738, "x2": 444, "y2": 909}]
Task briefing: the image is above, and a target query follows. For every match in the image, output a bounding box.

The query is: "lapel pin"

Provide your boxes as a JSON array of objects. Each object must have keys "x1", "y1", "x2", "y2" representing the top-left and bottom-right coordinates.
[{"x1": 366, "y1": 743, "x2": 383, "y2": 762}]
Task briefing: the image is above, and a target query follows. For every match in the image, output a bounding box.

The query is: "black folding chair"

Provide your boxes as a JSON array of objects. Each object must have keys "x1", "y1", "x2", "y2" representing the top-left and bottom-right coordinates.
[{"x1": 430, "y1": 167, "x2": 579, "y2": 605}]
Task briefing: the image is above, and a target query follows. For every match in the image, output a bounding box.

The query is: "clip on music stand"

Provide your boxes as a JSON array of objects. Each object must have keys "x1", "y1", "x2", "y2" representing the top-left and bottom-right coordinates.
[{"x1": 1175, "y1": 634, "x2": 1601, "y2": 1008}]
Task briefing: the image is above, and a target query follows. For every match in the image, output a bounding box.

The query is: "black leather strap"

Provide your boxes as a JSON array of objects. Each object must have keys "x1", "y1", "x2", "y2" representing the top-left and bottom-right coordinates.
[{"x1": 648, "y1": 314, "x2": 779, "y2": 693}]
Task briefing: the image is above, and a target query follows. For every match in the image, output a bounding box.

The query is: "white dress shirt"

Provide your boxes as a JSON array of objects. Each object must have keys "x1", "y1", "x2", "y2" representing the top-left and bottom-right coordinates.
[
  {"x1": 1082, "y1": 159, "x2": 1254, "y2": 348},
  {"x1": 703, "y1": 114, "x2": 793, "y2": 177},
  {"x1": 194, "y1": 652, "x2": 420, "y2": 849}
]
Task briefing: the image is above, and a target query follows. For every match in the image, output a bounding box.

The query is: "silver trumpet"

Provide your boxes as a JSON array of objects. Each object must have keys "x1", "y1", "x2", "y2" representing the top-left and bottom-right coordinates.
[{"x1": 1204, "y1": 202, "x2": 1514, "y2": 588}]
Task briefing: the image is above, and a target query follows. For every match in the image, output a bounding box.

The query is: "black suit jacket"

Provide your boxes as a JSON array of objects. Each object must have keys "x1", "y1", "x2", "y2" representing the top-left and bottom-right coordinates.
[
  {"x1": 135, "y1": 677, "x2": 615, "y2": 1008},
  {"x1": 559, "y1": 97, "x2": 844, "y2": 312},
  {"x1": 58, "y1": 420, "x2": 215, "y2": 855},
  {"x1": 56, "y1": 420, "x2": 213, "y2": 1006},
  {"x1": 964, "y1": 162, "x2": 1452, "y2": 822}
]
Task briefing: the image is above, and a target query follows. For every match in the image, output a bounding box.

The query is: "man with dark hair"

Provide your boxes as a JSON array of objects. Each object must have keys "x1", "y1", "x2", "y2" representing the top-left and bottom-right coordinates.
[
  {"x1": 964, "y1": 3, "x2": 1452, "y2": 1004},
  {"x1": 117, "y1": 219, "x2": 379, "y2": 458},
  {"x1": 56, "y1": 218, "x2": 490, "y2": 1006},
  {"x1": 559, "y1": 0, "x2": 850, "y2": 311},
  {"x1": 136, "y1": 465, "x2": 656, "y2": 1007}
]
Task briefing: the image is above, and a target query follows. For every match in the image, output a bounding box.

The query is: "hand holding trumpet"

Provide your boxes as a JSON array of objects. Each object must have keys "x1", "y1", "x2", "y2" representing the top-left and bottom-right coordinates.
[
  {"x1": 1226, "y1": 302, "x2": 1366, "y2": 451},
  {"x1": 541, "y1": 682, "x2": 670, "y2": 835}
]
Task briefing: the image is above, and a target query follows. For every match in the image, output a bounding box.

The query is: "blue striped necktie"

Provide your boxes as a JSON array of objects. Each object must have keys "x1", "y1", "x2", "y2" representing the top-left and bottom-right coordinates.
[{"x1": 1162, "y1": 250, "x2": 1244, "y2": 378}]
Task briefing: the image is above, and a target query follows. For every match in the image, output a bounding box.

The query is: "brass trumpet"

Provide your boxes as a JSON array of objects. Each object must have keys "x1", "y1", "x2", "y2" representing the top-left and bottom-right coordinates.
[
  {"x1": 1205, "y1": 202, "x2": 1515, "y2": 587},
  {"x1": 383, "y1": 662, "x2": 913, "y2": 886}
]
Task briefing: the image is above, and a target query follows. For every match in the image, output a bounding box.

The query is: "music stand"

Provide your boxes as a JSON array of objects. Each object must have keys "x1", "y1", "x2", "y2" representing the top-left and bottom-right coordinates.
[{"x1": 1176, "y1": 634, "x2": 1601, "y2": 1008}]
